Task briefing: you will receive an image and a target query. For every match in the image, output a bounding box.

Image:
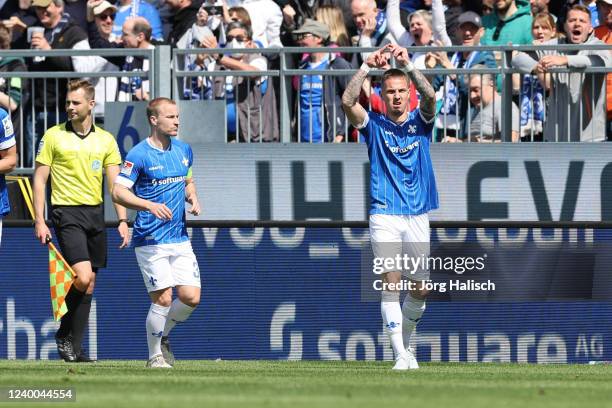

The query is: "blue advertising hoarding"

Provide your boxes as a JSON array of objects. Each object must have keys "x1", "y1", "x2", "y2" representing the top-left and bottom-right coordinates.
[{"x1": 0, "y1": 227, "x2": 610, "y2": 364}]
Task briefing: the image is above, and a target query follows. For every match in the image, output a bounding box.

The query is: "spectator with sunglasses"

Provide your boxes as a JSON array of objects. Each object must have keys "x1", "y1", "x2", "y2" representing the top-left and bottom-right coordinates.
[
  {"x1": 88, "y1": 0, "x2": 116, "y2": 41},
  {"x1": 481, "y1": 0, "x2": 533, "y2": 45},
  {"x1": 292, "y1": 19, "x2": 350, "y2": 143},
  {"x1": 88, "y1": 7, "x2": 156, "y2": 102},
  {"x1": 202, "y1": 21, "x2": 280, "y2": 142}
]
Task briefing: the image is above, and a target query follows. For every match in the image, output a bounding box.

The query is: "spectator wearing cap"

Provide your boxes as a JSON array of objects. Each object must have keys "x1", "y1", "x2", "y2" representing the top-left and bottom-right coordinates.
[
  {"x1": 279, "y1": 0, "x2": 318, "y2": 46},
  {"x1": 513, "y1": 4, "x2": 612, "y2": 141},
  {"x1": 481, "y1": 0, "x2": 533, "y2": 45},
  {"x1": 594, "y1": 0, "x2": 612, "y2": 139},
  {"x1": 427, "y1": 9, "x2": 497, "y2": 141},
  {"x1": 24, "y1": 0, "x2": 106, "y2": 167},
  {"x1": 292, "y1": 19, "x2": 350, "y2": 143},
  {"x1": 85, "y1": 0, "x2": 120, "y2": 122},
  {"x1": 111, "y1": 0, "x2": 164, "y2": 42},
  {"x1": 88, "y1": 0, "x2": 116, "y2": 41}
]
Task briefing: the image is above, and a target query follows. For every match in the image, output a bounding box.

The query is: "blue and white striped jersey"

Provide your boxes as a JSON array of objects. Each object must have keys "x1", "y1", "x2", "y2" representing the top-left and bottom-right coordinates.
[
  {"x1": 359, "y1": 109, "x2": 439, "y2": 216},
  {"x1": 0, "y1": 108, "x2": 15, "y2": 217},
  {"x1": 117, "y1": 138, "x2": 193, "y2": 247}
]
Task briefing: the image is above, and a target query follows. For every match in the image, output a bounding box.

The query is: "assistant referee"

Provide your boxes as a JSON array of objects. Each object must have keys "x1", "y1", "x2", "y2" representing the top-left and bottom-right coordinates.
[{"x1": 33, "y1": 79, "x2": 129, "y2": 363}]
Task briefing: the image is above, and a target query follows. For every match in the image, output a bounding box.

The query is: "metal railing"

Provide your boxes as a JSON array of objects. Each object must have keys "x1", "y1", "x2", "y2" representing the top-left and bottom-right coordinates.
[
  {"x1": 1, "y1": 43, "x2": 610, "y2": 170},
  {"x1": 0, "y1": 48, "x2": 157, "y2": 169},
  {"x1": 174, "y1": 44, "x2": 612, "y2": 144}
]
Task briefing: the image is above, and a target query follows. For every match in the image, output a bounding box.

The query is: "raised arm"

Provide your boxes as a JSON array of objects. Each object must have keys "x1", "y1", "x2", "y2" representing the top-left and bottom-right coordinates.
[
  {"x1": 342, "y1": 46, "x2": 390, "y2": 127},
  {"x1": 386, "y1": 0, "x2": 414, "y2": 45},
  {"x1": 389, "y1": 44, "x2": 436, "y2": 120},
  {"x1": 342, "y1": 64, "x2": 369, "y2": 127},
  {"x1": 431, "y1": 0, "x2": 452, "y2": 46}
]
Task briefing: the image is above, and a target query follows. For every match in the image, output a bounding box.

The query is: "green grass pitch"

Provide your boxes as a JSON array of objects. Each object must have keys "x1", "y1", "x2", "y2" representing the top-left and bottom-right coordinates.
[{"x1": 0, "y1": 360, "x2": 611, "y2": 408}]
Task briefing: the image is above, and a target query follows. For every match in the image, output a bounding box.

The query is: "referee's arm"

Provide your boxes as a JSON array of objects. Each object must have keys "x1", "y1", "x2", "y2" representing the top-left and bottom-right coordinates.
[
  {"x1": 105, "y1": 164, "x2": 129, "y2": 248},
  {"x1": 33, "y1": 163, "x2": 52, "y2": 244}
]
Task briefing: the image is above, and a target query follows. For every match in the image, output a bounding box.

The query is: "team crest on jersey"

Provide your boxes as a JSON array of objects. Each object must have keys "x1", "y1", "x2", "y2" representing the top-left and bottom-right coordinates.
[
  {"x1": 181, "y1": 157, "x2": 189, "y2": 167},
  {"x1": 92, "y1": 160, "x2": 102, "y2": 171},
  {"x1": 2, "y1": 116, "x2": 13, "y2": 136},
  {"x1": 121, "y1": 160, "x2": 134, "y2": 176}
]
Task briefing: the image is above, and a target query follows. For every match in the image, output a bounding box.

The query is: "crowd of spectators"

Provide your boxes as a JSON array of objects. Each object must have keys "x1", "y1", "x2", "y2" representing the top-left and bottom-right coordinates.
[{"x1": 0, "y1": 0, "x2": 610, "y2": 152}]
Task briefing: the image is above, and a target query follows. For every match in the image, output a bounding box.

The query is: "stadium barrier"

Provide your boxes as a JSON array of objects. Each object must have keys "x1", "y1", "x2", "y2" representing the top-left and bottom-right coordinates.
[
  {"x1": 0, "y1": 43, "x2": 609, "y2": 170},
  {"x1": 174, "y1": 44, "x2": 612, "y2": 144},
  {"x1": 1, "y1": 221, "x2": 610, "y2": 363},
  {"x1": 0, "y1": 48, "x2": 161, "y2": 168}
]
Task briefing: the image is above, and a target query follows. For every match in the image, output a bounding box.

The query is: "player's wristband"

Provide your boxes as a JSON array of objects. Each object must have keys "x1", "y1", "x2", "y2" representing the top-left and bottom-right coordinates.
[
  {"x1": 118, "y1": 219, "x2": 129, "y2": 225},
  {"x1": 360, "y1": 62, "x2": 371, "y2": 74},
  {"x1": 403, "y1": 61, "x2": 415, "y2": 73}
]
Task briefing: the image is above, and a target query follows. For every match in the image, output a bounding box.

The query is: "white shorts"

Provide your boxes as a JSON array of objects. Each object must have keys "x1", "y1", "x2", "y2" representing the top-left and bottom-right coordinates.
[
  {"x1": 369, "y1": 213, "x2": 430, "y2": 281},
  {"x1": 135, "y1": 241, "x2": 201, "y2": 292}
]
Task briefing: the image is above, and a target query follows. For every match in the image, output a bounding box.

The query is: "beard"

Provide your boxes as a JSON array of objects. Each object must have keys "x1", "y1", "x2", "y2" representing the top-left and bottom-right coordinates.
[{"x1": 531, "y1": 4, "x2": 547, "y2": 15}]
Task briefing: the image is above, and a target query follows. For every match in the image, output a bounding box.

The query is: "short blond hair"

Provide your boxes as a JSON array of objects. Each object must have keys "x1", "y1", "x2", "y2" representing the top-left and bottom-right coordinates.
[
  {"x1": 67, "y1": 79, "x2": 95, "y2": 101},
  {"x1": 147, "y1": 97, "x2": 176, "y2": 124}
]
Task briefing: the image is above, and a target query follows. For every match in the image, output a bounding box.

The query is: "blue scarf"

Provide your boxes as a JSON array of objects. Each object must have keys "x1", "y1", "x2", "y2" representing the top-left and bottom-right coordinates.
[
  {"x1": 519, "y1": 75, "x2": 544, "y2": 132},
  {"x1": 441, "y1": 51, "x2": 479, "y2": 116},
  {"x1": 46, "y1": 13, "x2": 71, "y2": 44},
  {"x1": 369, "y1": 11, "x2": 388, "y2": 46}
]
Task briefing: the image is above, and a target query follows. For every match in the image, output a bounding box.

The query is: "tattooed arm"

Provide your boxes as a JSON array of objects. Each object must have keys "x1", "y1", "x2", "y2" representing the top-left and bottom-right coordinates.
[
  {"x1": 342, "y1": 45, "x2": 391, "y2": 128},
  {"x1": 388, "y1": 44, "x2": 436, "y2": 122},
  {"x1": 406, "y1": 67, "x2": 436, "y2": 121},
  {"x1": 342, "y1": 67, "x2": 369, "y2": 128}
]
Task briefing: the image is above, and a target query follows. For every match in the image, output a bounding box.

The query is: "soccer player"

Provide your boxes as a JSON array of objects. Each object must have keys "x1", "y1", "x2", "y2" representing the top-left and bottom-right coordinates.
[
  {"x1": 0, "y1": 106, "x2": 16, "y2": 244},
  {"x1": 342, "y1": 44, "x2": 438, "y2": 370},
  {"x1": 33, "y1": 79, "x2": 129, "y2": 363},
  {"x1": 111, "y1": 97, "x2": 201, "y2": 368}
]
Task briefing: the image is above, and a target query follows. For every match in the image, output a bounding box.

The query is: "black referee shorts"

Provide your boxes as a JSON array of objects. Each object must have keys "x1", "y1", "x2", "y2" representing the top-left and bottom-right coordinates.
[{"x1": 51, "y1": 205, "x2": 107, "y2": 270}]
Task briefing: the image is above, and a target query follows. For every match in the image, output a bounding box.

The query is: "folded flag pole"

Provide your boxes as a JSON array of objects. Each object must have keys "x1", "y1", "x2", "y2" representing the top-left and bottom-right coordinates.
[
  {"x1": 48, "y1": 240, "x2": 77, "y2": 321},
  {"x1": 11, "y1": 175, "x2": 77, "y2": 321}
]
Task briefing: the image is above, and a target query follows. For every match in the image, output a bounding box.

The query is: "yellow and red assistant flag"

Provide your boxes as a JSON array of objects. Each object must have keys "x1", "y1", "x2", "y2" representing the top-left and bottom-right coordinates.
[{"x1": 48, "y1": 242, "x2": 76, "y2": 321}]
